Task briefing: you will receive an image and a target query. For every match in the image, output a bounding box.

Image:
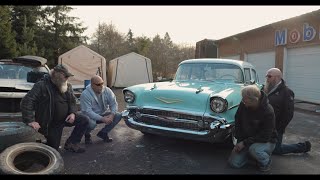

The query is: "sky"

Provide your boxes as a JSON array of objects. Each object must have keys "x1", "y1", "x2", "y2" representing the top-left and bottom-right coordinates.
[{"x1": 69, "y1": 6, "x2": 320, "y2": 46}]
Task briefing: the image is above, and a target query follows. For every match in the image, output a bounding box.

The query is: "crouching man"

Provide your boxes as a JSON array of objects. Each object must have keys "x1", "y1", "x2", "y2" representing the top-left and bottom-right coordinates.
[
  {"x1": 80, "y1": 75, "x2": 122, "y2": 144},
  {"x1": 228, "y1": 85, "x2": 277, "y2": 172},
  {"x1": 21, "y1": 64, "x2": 89, "y2": 153}
]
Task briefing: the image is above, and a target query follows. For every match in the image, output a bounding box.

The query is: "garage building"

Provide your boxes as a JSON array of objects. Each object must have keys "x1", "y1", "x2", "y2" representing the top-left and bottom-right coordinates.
[{"x1": 213, "y1": 9, "x2": 320, "y2": 104}]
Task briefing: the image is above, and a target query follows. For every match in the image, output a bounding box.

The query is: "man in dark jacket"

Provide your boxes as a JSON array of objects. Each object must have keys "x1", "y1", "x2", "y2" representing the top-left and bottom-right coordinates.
[
  {"x1": 228, "y1": 85, "x2": 277, "y2": 172},
  {"x1": 264, "y1": 68, "x2": 311, "y2": 155},
  {"x1": 21, "y1": 64, "x2": 89, "y2": 153}
]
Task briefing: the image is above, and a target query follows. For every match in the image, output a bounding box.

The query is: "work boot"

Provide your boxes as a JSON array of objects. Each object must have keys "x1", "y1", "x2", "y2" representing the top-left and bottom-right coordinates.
[
  {"x1": 304, "y1": 141, "x2": 311, "y2": 152},
  {"x1": 258, "y1": 159, "x2": 272, "y2": 172},
  {"x1": 85, "y1": 133, "x2": 93, "y2": 145},
  {"x1": 97, "y1": 131, "x2": 113, "y2": 143},
  {"x1": 64, "y1": 141, "x2": 86, "y2": 153}
]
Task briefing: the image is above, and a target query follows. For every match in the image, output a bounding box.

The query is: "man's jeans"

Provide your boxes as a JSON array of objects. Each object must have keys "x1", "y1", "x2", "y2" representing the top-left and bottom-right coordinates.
[
  {"x1": 228, "y1": 142, "x2": 276, "y2": 168},
  {"x1": 273, "y1": 133, "x2": 306, "y2": 155},
  {"x1": 86, "y1": 112, "x2": 122, "y2": 135},
  {"x1": 46, "y1": 112, "x2": 89, "y2": 150}
]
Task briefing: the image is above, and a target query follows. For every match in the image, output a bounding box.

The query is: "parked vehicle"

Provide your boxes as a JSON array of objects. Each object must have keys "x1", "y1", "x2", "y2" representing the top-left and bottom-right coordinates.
[
  {"x1": 122, "y1": 58, "x2": 260, "y2": 144},
  {"x1": 0, "y1": 56, "x2": 50, "y2": 121}
]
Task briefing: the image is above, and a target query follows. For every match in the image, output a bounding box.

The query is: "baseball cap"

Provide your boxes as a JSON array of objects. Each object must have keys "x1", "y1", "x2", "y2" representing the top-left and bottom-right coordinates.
[{"x1": 53, "y1": 64, "x2": 74, "y2": 77}]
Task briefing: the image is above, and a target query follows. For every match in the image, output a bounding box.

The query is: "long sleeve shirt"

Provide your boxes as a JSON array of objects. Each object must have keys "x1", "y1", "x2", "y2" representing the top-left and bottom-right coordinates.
[{"x1": 80, "y1": 85, "x2": 118, "y2": 122}]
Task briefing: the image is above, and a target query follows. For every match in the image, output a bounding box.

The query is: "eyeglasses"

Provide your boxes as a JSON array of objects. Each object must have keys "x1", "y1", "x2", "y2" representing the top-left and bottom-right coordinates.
[
  {"x1": 265, "y1": 75, "x2": 273, "y2": 78},
  {"x1": 94, "y1": 82, "x2": 104, "y2": 86}
]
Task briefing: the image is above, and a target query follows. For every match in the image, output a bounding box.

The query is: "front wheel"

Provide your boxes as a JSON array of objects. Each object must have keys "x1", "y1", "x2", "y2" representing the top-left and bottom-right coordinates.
[{"x1": 140, "y1": 131, "x2": 153, "y2": 136}]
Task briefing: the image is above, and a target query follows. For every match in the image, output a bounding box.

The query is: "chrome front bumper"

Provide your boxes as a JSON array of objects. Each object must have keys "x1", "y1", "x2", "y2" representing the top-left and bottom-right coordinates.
[{"x1": 121, "y1": 109, "x2": 233, "y2": 143}]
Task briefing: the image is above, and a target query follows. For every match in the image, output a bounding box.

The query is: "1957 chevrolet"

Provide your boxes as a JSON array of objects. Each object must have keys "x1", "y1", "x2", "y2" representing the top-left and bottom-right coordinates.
[{"x1": 122, "y1": 58, "x2": 261, "y2": 145}]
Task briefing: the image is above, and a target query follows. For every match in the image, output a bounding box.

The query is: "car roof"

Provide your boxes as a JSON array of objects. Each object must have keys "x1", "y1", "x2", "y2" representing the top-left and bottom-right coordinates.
[{"x1": 179, "y1": 58, "x2": 255, "y2": 69}]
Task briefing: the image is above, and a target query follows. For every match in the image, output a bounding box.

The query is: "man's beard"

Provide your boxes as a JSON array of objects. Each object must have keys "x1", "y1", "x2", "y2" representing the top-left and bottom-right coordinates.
[
  {"x1": 51, "y1": 73, "x2": 68, "y2": 93},
  {"x1": 264, "y1": 81, "x2": 275, "y2": 94}
]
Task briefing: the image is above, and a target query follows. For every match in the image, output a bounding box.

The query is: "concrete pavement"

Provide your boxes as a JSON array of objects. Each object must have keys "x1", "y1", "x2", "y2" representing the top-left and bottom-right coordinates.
[{"x1": 294, "y1": 101, "x2": 320, "y2": 115}]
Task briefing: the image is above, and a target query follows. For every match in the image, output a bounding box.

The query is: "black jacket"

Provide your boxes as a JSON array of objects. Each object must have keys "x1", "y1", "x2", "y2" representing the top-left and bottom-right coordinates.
[
  {"x1": 234, "y1": 91, "x2": 277, "y2": 146},
  {"x1": 20, "y1": 74, "x2": 77, "y2": 136},
  {"x1": 266, "y1": 79, "x2": 295, "y2": 134}
]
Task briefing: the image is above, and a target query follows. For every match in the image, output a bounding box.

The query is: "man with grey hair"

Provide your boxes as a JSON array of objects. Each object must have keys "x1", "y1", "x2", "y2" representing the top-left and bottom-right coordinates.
[
  {"x1": 228, "y1": 85, "x2": 277, "y2": 172},
  {"x1": 264, "y1": 68, "x2": 311, "y2": 155},
  {"x1": 21, "y1": 64, "x2": 89, "y2": 153}
]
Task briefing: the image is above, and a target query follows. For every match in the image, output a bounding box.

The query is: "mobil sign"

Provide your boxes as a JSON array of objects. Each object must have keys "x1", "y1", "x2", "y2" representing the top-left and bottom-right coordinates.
[{"x1": 275, "y1": 23, "x2": 318, "y2": 46}]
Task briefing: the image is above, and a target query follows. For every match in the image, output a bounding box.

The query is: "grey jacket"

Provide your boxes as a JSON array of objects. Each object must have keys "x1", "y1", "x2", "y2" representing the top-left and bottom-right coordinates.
[{"x1": 80, "y1": 85, "x2": 118, "y2": 122}]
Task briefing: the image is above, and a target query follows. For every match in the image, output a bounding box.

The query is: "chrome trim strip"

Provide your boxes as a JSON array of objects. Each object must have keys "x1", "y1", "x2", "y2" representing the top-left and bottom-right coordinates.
[
  {"x1": 228, "y1": 104, "x2": 239, "y2": 110},
  {"x1": 126, "y1": 105, "x2": 139, "y2": 109},
  {"x1": 0, "y1": 92, "x2": 27, "y2": 98},
  {"x1": 0, "y1": 112, "x2": 22, "y2": 118},
  {"x1": 127, "y1": 117, "x2": 209, "y2": 135}
]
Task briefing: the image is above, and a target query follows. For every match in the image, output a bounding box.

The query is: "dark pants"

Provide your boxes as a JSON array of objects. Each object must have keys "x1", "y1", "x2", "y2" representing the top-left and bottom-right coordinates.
[
  {"x1": 45, "y1": 113, "x2": 89, "y2": 150},
  {"x1": 273, "y1": 132, "x2": 307, "y2": 155}
]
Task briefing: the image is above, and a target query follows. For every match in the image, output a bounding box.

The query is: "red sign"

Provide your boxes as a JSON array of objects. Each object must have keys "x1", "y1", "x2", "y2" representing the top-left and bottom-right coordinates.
[{"x1": 289, "y1": 29, "x2": 300, "y2": 44}]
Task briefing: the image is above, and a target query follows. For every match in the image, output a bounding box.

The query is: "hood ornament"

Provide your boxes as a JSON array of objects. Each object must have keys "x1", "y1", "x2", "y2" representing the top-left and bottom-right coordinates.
[
  {"x1": 196, "y1": 86, "x2": 203, "y2": 94},
  {"x1": 150, "y1": 83, "x2": 157, "y2": 90}
]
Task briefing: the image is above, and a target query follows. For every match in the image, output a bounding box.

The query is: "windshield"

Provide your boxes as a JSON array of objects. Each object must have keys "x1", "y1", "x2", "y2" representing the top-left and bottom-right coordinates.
[
  {"x1": 0, "y1": 64, "x2": 48, "y2": 80},
  {"x1": 174, "y1": 63, "x2": 244, "y2": 83}
]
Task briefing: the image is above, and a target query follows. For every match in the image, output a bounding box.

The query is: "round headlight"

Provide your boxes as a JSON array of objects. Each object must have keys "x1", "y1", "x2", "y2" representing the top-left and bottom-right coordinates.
[
  {"x1": 124, "y1": 91, "x2": 135, "y2": 103},
  {"x1": 210, "y1": 97, "x2": 228, "y2": 113}
]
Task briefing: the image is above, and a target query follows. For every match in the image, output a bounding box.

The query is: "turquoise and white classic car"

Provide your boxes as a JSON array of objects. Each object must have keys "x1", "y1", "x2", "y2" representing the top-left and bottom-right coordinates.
[{"x1": 122, "y1": 58, "x2": 260, "y2": 144}]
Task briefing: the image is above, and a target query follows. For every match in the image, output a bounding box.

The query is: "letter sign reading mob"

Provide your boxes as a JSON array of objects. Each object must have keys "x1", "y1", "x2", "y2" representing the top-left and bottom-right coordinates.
[{"x1": 275, "y1": 23, "x2": 318, "y2": 46}]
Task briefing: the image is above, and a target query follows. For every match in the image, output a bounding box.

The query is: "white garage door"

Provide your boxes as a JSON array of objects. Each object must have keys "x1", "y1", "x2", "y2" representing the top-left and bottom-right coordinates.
[
  {"x1": 246, "y1": 51, "x2": 275, "y2": 83},
  {"x1": 221, "y1": 55, "x2": 240, "y2": 60},
  {"x1": 285, "y1": 46, "x2": 320, "y2": 104}
]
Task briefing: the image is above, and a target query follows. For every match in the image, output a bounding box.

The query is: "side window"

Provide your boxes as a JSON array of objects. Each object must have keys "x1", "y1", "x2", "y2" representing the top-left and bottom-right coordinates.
[
  {"x1": 251, "y1": 69, "x2": 259, "y2": 83},
  {"x1": 244, "y1": 68, "x2": 251, "y2": 82}
]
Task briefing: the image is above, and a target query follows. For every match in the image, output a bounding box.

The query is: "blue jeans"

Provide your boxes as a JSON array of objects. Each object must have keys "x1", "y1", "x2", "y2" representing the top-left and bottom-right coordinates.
[
  {"x1": 228, "y1": 142, "x2": 275, "y2": 168},
  {"x1": 273, "y1": 133, "x2": 306, "y2": 155},
  {"x1": 86, "y1": 112, "x2": 122, "y2": 135}
]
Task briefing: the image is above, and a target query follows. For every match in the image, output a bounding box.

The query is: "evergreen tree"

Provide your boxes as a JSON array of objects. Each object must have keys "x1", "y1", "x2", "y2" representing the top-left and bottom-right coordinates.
[
  {"x1": 17, "y1": 15, "x2": 37, "y2": 55},
  {"x1": 0, "y1": 6, "x2": 17, "y2": 58},
  {"x1": 37, "y1": 6, "x2": 87, "y2": 66},
  {"x1": 125, "y1": 28, "x2": 134, "y2": 52},
  {"x1": 11, "y1": 6, "x2": 40, "y2": 56}
]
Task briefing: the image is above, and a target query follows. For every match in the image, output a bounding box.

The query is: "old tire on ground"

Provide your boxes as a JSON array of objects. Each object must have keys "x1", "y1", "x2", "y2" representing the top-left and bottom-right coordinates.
[
  {"x1": 0, "y1": 142, "x2": 64, "y2": 174},
  {"x1": 0, "y1": 122, "x2": 38, "y2": 152}
]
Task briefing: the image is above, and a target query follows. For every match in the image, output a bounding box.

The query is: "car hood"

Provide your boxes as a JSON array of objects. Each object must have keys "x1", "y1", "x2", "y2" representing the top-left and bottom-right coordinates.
[
  {"x1": 126, "y1": 81, "x2": 241, "y2": 113},
  {"x1": 13, "y1": 55, "x2": 47, "y2": 66},
  {"x1": 0, "y1": 79, "x2": 34, "y2": 90}
]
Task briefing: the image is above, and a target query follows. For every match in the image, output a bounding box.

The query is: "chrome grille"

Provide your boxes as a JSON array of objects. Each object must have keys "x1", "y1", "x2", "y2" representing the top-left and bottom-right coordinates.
[
  {"x1": 139, "y1": 108, "x2": 202, "y2": 121},
  {"x1": 134, "y1": 108, "x2": 204, "y2": 131}
]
